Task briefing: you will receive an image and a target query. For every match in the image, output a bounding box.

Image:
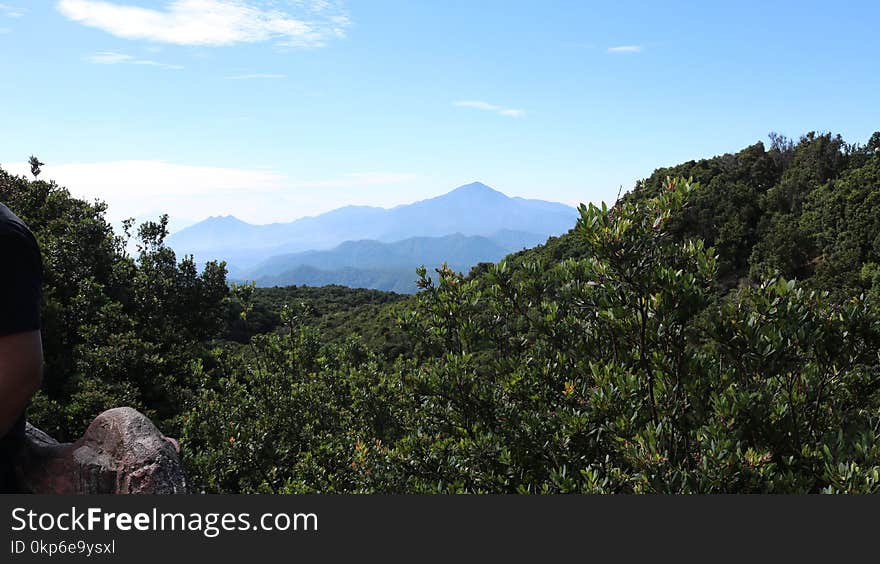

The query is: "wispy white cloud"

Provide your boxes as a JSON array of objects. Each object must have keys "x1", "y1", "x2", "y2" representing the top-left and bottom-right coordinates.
[
  {"x1": 225, "y1": 73, "x2": 286, "y2": 80},
  {"x1": 56, "y1": 0, "x2": 351, "y2": 48},
  {"x1": 86, "y1": 50, "x2": 183, "y2": 69},
  {"x1": 607, "y1": 45, "x2": 642, "y2": 53},
  {"x1": 0, "y1": 160, "x2": 418, "y2": 225},
  {"x1": 0, "y1": 3, "x2": 25, "y2": 18},
  {"x1": 87, "y1": 51, "x2": 133, "y2": 64},
  {"x1": 0, "y1": 1, "x2": 24, "y2": 34},
  {"x1": 453, "y1": 100, "x2": 525, "y2": 118}
]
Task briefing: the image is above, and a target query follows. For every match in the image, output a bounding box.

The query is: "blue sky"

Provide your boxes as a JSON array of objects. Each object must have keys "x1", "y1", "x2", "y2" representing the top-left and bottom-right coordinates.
[{"x1": 0, "y1": 1, "x2": 877, "y2": 229}]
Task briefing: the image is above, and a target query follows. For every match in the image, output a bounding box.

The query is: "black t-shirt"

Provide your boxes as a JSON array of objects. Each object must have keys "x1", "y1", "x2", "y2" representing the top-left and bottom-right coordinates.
[{"x1": 0, "y1": 202, "x2": 43, "y2": 444}]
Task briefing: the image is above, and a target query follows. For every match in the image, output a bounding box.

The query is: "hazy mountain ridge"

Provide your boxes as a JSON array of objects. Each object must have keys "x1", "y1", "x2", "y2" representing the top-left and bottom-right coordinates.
[
  {"x1": 236, "y1": 230, "x2": 550, "y2": 292},
  {"x1": 249, "y1": 265, "x2": 421, "y2": 294},
  {"x1": 169, "y1": 182, "x2": 579, "y2": 286}
]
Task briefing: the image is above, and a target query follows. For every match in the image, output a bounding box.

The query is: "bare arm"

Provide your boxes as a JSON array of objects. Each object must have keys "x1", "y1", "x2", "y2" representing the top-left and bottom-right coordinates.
[
  {"x1": 0, "y1": 207, "x2": 44, "y2": 438},
  {"x1": 0, "y1": 330, "x2": 43, "y2": 437}
]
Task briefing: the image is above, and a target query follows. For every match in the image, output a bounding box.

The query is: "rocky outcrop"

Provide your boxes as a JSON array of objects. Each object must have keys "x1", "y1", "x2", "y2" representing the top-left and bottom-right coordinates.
[{"x1": 15, "y1": 407, "x2": 187, "y2": 494}]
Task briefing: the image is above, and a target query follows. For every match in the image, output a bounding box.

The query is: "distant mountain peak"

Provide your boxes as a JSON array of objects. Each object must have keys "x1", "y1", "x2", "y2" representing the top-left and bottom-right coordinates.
[
  {"x1": 450, "y1": 181, "x2": 501, "y2": 194},
  {"x1": 168, "y1": 181, "x2": 578, "y2": 273},
  {"x1": 203, "y1": 214, "x2": 248, "y2": 225},
  {"x1": 439, "y1": 182, "x2": 512, "y2": 204}
]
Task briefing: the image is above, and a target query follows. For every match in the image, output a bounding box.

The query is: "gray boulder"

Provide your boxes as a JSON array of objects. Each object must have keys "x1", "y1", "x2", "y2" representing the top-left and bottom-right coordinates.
[{"x1": 16, "y1": 407, "x2": 187, "y2": 494}]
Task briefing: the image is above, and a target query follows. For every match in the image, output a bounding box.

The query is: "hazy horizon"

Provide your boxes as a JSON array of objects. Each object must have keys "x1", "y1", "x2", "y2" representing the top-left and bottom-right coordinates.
[{"x1": 1, "y1": 1, "x2": 878, "y2": 229}]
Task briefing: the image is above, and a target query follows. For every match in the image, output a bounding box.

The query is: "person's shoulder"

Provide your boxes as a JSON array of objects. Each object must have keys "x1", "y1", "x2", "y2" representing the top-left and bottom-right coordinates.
[
  {"x1": 0, "y1": 202, "x2": 28, "y2": 231},
  {"x1": 0, "y1": 203, "x2": 39, "y2": 255},
  {"x1": 0, "y1": 202, "x2": 33, "y2": 231}
]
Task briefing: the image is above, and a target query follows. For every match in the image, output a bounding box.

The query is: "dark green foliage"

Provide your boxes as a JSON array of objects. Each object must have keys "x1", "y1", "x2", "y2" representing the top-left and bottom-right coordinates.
[
  {"x1": 223, "y1": 284, "x2": 410, "y2": 361},
  {"x1": 798, "y1": 151, "x2": 880, "y2": 293},
  {"x1": 28, "y1": 156, "x2": 44, "y2": 179},
  {"x1": 632, "y1": 141, "x2": 778, "y2": 281},
  {"x1": 0, "y1": 168, "x2": 228, "y2": 440},
  {"x1": 526, "y1": 132, "x2": 880, "y2": 293},
  {"x1": 5, "y1": 130, "x2": 880, "y2": 493},
  {"x1": 183, "y1": 173, "x2": 880, "y2": 494},
  {"x1": 181, "y1": 327, "x2": 373, "y2": 493}
]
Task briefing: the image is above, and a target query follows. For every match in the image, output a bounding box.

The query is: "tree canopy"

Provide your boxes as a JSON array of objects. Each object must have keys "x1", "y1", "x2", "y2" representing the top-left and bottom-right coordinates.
[{"x1": 3, "y1": 130, "x2": 879, "y2": 493}]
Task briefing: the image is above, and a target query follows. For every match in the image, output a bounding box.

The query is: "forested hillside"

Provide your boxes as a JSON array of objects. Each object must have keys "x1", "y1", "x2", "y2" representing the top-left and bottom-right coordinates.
[
  {"x1": 518, "y1": 131, "x2": 880, "y2": 294},
  {"x1": 3, "y1": 130, "x2": 880, "y2": 493}
]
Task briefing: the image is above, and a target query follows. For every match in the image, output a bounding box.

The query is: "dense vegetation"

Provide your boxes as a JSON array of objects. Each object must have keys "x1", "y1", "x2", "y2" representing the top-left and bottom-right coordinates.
[
  {"x1": 0, "y1": 168, "x2": 227, "y2": 440},
  {"x1": 224, "y1": 283, "x2": 410, "y2": 361},
  {"x1": 3, "y1": 130, "x2": 880, "y2": 492},
  {"x1": 523, "y1": 131, "x2": 880, "y2": 295}
]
